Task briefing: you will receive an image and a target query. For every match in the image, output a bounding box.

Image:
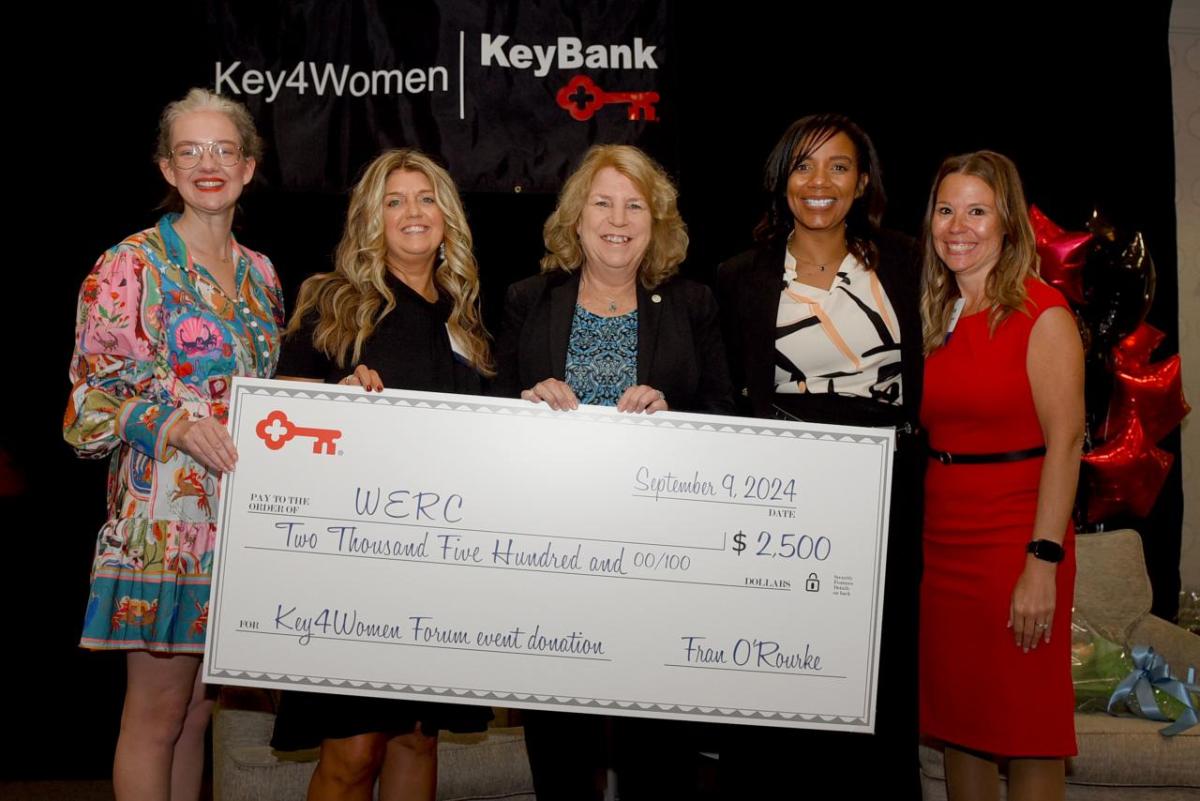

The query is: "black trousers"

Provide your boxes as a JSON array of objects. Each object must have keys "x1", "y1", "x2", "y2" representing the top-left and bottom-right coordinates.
[
  {"x1": 718, "y1": 428, "x2": 924, "y2": 800},
  {"x1": 524, "y1": 710, "x2": 716, "y2": 800}
]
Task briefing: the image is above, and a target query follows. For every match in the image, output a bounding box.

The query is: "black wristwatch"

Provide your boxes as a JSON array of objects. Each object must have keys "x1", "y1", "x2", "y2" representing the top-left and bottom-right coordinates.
[{"x1": 1026, "y1": 539, "x2": 1065, "y2": 563}]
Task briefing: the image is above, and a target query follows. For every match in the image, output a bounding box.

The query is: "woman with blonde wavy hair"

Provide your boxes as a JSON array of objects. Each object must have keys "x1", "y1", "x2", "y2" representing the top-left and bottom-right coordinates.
[
  {"x1": 283, "y1": 148, "x2": 492, "y2": 383},
  {"x1": 919, "y1": 151, "x2": 1083, "y2": 801},
  {"x1": 269, "y1": 148, "x2": 493, "y2": 801},
  {"x1": 494, "y1": 144, "x2": 732, "y2": 800}
]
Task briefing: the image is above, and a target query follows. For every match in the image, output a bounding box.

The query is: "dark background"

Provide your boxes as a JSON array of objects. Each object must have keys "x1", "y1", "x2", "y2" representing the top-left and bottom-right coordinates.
[{"x1": 7, "y1": 2, "x2": 1180, "y2": 779}]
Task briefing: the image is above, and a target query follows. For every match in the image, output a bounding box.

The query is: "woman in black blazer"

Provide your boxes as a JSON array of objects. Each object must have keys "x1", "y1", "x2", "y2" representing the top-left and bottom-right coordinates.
[
  {"x1": 493, "y1": 144, "x2": 732, "y2": 800},
  {"x1": 494, "y1": 145, "x2": 731, "y2": 416},
  {"x1": 496, "y1": 271, "x2": 731, "y2": 414},
  {"x1": 717, "y1": 113, "x2": 924, "y2": 799}
]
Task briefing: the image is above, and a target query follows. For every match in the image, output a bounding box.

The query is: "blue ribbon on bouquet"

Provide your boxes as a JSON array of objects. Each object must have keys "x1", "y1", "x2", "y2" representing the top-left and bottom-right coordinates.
[{"x1": 1106, "y1": 645, "x2": 1198, "y2": 736}]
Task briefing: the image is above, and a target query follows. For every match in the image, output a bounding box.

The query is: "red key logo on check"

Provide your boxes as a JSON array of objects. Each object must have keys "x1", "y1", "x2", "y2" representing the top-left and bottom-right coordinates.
[
  {"x1": 556, "y1": 75, "x2": 660, "y2": 122},
  {"x1": 255, "y1": 410, "x2": 342, "y2": 455}
]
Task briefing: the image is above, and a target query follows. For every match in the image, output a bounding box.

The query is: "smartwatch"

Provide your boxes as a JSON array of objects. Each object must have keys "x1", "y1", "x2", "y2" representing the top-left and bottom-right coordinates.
[{"x1": 1026, "y1": 539, "x2": 1065, "y2": 563}]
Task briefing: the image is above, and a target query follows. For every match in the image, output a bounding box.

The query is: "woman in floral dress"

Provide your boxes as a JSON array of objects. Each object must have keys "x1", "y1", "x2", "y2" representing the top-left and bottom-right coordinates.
[{"x1": 64, "y1": 88, "x2": 283, "y2": 800}]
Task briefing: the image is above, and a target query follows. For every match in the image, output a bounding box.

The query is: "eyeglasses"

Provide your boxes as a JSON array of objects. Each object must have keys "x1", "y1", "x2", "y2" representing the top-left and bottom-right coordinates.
[{"x1": 169, "y1": 140, "x2": 244, "y2": 169}]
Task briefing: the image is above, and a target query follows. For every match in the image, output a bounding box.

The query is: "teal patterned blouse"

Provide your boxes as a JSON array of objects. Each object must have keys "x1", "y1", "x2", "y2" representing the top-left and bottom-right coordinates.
[{"x1": 565, "y1": 305, "x2": 638, "y2": 406}]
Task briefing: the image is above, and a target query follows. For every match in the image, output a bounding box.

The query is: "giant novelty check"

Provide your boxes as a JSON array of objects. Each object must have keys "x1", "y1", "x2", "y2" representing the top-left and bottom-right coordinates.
[{"x1": 204, "y1": 377, "x2": 894, "y2": 732}]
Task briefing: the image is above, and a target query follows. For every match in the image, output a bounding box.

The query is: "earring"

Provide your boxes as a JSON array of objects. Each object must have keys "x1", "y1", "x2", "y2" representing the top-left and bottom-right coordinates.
[{"x1": 438, "y1": 242, "x2": 446, "y2": 262}]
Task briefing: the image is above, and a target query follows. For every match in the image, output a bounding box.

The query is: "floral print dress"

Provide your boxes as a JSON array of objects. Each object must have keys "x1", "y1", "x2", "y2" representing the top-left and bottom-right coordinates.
[{"x1": 65, "y1": 214, "x2": 283, "y2": 652}]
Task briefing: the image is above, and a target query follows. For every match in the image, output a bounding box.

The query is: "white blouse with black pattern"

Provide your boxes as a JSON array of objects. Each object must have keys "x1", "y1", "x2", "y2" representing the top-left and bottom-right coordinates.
[{"x1": 773, "y1": 250, "x2": 903, "y2": 405}]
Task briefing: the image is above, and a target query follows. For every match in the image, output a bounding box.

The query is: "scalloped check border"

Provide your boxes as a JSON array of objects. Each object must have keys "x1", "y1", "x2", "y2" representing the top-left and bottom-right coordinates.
[{"x1": 210, "y1": 381, "x2": 889, "y2": 728}]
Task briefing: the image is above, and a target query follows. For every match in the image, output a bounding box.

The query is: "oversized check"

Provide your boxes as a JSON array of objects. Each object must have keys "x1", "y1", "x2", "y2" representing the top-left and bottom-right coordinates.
[{"x1": 205, "y1": 377, "x2": 894, "y2": 732}]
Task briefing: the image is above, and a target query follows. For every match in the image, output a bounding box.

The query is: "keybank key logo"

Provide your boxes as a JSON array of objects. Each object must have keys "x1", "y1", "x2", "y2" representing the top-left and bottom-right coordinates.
[
  {"x1": 556, "y1": 75, "x2": 659, "y2": 121},
  {"x1": 256, "y1": 410, "x2": 342, "y2": 455}
]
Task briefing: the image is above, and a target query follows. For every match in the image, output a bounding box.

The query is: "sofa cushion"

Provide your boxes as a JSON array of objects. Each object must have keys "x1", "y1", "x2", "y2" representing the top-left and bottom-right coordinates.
[
  {"x1": 1070, "y1": 713, "x2": 1200, "y2": 787},
  {"x1": 438, "y1": 730, "x2": 534, "y2": 801},
  {"x1": 1074, "y1": 530, "x2": 1153, "y2": 647},
  {"x1": 920, "y1": 713, "x2": 1199, "y2": 789}
]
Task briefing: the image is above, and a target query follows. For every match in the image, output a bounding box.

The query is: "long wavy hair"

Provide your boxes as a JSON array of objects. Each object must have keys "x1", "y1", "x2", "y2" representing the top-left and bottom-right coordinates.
[
  {"x1": 541, "y1": 145, "x2": 688, "y2": 290},
  {"x1": 920, "y1": 150, "x2": 1040, "y2": 355},
  {"x1": 754, "y1": 112, "x2": 886, "y2": 270},
  {"x1": 285, "y1": 149, "x2": 493, "y2": 375}
]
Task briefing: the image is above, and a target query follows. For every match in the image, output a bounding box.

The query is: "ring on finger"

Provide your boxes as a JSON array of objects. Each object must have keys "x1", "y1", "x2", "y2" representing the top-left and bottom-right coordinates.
[{"x1": 1036, "y1": 622, "x2": 1049, "y2": 629}]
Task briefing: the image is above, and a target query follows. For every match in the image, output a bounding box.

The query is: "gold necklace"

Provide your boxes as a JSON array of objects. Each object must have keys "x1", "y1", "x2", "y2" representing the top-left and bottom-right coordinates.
[
  {"x1": 793, "y1": 256, "x2": 829, "y2": 273},
  {"x1": 787, "y1": 235, "x2": 847, "y2": 274}
]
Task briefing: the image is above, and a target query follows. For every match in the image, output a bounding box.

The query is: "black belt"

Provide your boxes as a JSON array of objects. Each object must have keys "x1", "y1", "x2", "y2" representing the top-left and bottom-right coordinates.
[{"x1": 929, "y1": 445, "x2": 1046, "y2": 465}]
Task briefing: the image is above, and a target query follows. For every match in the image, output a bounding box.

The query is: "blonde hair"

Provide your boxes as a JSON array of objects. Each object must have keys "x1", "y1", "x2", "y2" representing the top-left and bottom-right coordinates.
[
  {"x1": 920, "y1": 150, "x2": 1040, "y2": 355},
  {"x1": 285, "y1": 149, "x2": 493, "y2": 375},
  {"x1": 541, "y1": 145, "x2": 688, "y2": 289}
]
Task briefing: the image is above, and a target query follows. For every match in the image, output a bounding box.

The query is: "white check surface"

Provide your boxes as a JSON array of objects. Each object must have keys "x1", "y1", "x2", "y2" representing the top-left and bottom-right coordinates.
[{"x1": 204, "y1": 378, "x2": 894, "y2": 731}]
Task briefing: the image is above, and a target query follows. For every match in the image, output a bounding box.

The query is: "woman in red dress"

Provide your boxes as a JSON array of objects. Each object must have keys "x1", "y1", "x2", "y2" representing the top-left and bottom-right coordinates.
[{"x1": 918, "y1": 151, "x2": 1084, "y2": 800}]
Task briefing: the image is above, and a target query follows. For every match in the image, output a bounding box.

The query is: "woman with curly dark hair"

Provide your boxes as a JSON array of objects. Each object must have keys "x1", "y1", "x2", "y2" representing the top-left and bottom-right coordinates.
[{"x1": 717, "y1": 113, "x2": 924, "y2": 798}]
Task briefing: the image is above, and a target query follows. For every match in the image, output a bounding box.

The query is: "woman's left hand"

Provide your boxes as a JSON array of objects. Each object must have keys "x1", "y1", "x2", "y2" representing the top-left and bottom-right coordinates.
[
  {"x1": 340, "y1": 364, "x2": 384, "y2": 392},
  {"x1": 617, "y1": 385, "x2": 668, "y2": 414},
  {"x1": 1008, "y1": 557, "x2": 1057, "y2": 652},
  {"x1": 168, "y1": 415, "x2": 239, "y2": 474}
]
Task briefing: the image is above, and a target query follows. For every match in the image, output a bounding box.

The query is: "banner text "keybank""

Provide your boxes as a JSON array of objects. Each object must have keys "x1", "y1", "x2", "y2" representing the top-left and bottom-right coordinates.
[{"x1": 481, "y1": 35, "x2": 658, "y2": 77}]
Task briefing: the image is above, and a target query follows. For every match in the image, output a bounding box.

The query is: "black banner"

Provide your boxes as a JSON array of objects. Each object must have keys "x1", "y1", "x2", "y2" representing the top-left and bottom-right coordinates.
[{"x1": 212, "y1": 0, "x2": 674, "y2": 192}]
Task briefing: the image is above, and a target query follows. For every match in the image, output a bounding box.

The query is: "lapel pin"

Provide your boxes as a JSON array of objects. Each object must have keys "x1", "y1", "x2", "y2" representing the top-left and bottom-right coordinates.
[{"x1": 651, "y1": 294, "x2": 661, "y2": 303}]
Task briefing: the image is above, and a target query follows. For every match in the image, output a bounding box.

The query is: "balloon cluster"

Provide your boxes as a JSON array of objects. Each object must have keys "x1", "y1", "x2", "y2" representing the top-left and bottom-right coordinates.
[{"x1": 1031, "y1": 206, "x2": 1188, "y2": 524}]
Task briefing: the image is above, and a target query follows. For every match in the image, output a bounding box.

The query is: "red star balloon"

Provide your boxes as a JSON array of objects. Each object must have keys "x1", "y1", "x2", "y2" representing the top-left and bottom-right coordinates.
[
  {"x1": 1030, "y1": 205, "x2": 1091, "y2": 305},
  {"x1": 1083, "y1": 416, "x2": 1174, "y2": 522},
  {"x1": 1112, "y1": 323, "x2": 1166, "y2": 373},
  {"x1": 1104, "y1": 354, "x2": 1191, "y2": 444}
]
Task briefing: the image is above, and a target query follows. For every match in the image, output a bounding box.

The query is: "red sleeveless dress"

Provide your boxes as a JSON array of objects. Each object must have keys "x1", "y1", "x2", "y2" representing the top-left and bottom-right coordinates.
[{"x1": 919, "y1": 278, "x2": 1077, "y2": 757}]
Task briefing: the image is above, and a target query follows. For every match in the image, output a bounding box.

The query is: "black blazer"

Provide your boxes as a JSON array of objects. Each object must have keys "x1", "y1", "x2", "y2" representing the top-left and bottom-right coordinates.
[
  {"x1": 716, "y1": 230, "x2": 923, "y2": 425},
  {"x1": 493, "y1": 270, "x2": 734, "y2": 414}
]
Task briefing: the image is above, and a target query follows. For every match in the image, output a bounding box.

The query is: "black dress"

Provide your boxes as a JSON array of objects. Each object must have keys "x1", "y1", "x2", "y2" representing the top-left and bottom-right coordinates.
[{"x1": 270, "y1": 273, "x2": 493, "y2": 750}]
